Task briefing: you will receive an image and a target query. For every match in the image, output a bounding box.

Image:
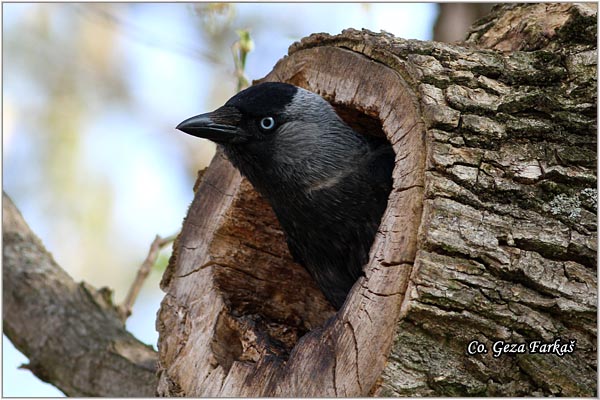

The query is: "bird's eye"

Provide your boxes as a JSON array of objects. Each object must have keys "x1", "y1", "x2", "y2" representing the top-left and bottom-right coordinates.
[{"x1": 259, "y1": 117, "x2": 276, "y2": 131}]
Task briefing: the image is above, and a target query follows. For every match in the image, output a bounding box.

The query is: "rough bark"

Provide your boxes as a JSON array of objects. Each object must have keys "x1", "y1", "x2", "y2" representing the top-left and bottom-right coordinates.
[
  {"x1": 158, "y1": 3, "x2": 596, "y2": 397},
  {"x1": 3, "y1": 192, "x2": 158, "y2": 397}
]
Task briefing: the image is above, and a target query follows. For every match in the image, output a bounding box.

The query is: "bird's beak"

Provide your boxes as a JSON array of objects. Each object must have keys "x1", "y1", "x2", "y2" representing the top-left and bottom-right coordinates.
[{"x1": 176, "y1": 106, "x2": 249, "y2": 144}]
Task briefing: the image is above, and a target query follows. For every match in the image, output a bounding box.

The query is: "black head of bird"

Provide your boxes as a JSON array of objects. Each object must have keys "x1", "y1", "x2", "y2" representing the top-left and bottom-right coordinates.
[{"x1": 177, "y1": 82, "x2": 394, "y2": 309}]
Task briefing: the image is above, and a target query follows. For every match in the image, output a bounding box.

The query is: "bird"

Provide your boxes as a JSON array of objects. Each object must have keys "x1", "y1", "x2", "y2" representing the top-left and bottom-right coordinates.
[{"x1": 177, "y1": 82, "x2": 394, "y2": 309}]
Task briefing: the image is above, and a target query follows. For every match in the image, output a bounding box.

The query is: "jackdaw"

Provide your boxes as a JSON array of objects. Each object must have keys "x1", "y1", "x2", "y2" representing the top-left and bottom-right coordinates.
[{"x1": 177, "y1": 82, "x2": 394, "y2": 309}]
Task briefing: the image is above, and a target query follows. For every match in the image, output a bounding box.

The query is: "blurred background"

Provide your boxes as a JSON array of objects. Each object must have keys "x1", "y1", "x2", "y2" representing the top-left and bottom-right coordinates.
[{"x1": 2, "y1": 3, "x2": 491, "y2": 396}]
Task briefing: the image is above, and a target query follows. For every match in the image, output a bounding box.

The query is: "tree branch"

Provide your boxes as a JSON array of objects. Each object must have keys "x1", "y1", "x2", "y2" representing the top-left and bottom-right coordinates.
[
  {"x1": 117, "y1": 233, "x2": 176, "y2": 322},
  {"x1": 2, "y1": 192, "x2": 158, "y2": 396}
]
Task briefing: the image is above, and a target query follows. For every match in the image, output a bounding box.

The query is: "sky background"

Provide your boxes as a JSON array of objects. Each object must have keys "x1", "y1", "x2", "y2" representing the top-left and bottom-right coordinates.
[{"x1": 3, "y1": 3, "x2": 438, "y2": 396}]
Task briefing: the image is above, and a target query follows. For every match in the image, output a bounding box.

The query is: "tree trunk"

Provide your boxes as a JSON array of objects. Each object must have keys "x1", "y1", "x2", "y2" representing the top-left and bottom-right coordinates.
[{"x1": 157, "y1": 3, "x2": 596, "y2": 397}]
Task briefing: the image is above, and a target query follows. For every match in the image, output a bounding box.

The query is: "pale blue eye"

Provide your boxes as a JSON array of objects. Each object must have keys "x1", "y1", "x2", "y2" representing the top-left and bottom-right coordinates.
[{"x1": 259, "y1": 117, "x2": 275, "y2": 130}]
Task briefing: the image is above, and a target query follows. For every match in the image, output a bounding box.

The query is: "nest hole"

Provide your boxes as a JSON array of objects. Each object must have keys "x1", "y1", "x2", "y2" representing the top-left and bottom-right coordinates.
[{"x1": 210, "y1": 103, "x2": 393, "y2": 369}]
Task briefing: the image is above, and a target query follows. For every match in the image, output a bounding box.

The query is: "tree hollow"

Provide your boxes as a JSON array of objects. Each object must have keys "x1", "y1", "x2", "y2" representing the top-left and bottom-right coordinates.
[{"x1": 157, "y1": 45, "x2": 425, "y2": 396}]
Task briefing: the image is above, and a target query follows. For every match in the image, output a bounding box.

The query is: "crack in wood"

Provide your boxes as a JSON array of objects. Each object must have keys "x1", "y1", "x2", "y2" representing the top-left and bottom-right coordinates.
[
  {"x1": 345, "y1": 320, "x2": 363, "y2": 393},
  {"x1": 176, "y1": 261, "x2": 219, "y2": 278}
]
